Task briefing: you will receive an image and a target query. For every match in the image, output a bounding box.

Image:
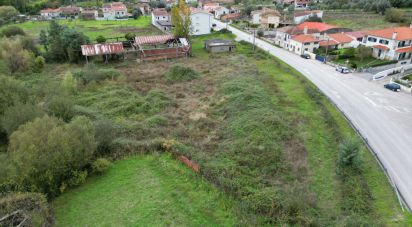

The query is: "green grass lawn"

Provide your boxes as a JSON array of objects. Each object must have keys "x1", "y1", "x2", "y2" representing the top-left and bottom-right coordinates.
[
  {"x1": 334, "y1": 57, "x2": 395, "y2": 68},
  {"x1": 10, "y1": 16, "x2": 161, "y2": 41},
  {"x1": 323, "y1": 11, "x2": 400, "y2": 30},
  {"x1": 53, "y1": 154, "x2": 238, "y2": 226}
]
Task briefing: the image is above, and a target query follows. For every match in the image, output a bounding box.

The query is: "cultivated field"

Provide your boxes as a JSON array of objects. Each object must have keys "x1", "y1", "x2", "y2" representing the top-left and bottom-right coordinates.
[{"x1": 323, "y1": 10, "x2": 401, "y2": 30}]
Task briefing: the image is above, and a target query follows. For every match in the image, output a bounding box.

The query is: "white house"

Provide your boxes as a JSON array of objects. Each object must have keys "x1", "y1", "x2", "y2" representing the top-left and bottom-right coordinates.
[
  {"x1": 40, "y1": 8, "x2": 61, "y2": 20},
  {"x1": 288, "y1": 34, "x2": 320, "y2": 55},
  {"x1": 214, "y1": 6, "x2": 230, "y2": 19},
  {"x1": 102, "y1": 2, "x2": 128, "y2": 20},
  {"x1": 251, "y1": 8, "x2": 281, "y2": 29},
  {"x1": 190, "y1": 9, "x2": 213, "y2": 36},
  {"x1": 362, "y1": 26, "x2": 412, "y2": 64},
  {"x1": 294, "y1": 10, "x2": 323, "y2": 24},
  {"x1": 152, "y1": 8, "x2": 170, "y2": 25}
]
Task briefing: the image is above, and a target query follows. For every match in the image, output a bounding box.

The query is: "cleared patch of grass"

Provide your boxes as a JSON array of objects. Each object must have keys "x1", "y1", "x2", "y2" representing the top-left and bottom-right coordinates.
[
  {"x1": 323, "y1": 10, "x2": 400, "y2": 30},
  {"x1": 165, "y1": 65, "x2": 200, "y2": 82},
  {"x1": 53, "y1": 154, "x2": 239, "y2": 226}
]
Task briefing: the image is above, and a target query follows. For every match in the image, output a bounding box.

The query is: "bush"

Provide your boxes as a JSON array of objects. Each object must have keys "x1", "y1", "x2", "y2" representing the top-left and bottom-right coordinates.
[
  {"x1": 92, "y1": 158, "x2": 112, "y2": 174},
  {"x1": 257, "y1": 29, "x2": 264, "y2": 37},
  {"x1": 125, "y1": 32, "x2": 136, "y2": 41},
  {"x1": 62, "y1": 71, "x2": 77, "y2": 93},
  {"x1": 95, "y1": 35, "x2": 106, "y2": 43},
  {"x1": 1, "y1": 102, "x2": 44, "y2": 136},
  {"x1": 73, "y1": 64, "x2": 121, "y2": 85},
  {"x1": 0, "y1": 75, "x2": 29, "y2": 116},
  {"x1": 0, "y1": 192, "x2": 54, "y2": 227},
  {"x1": 1, "y1": 26, "x2": 25, "y2": 37},
  {"x1": 94, "y1": 119, "x2": 117, "y2": 156},
  {"x1": 0, "y1": 37, "x2": 34, "y2": 73},
  {"x1": 8, "y1": 116, "x2": 96, "y2": 197},
  {"x1": 165, "y1": 65, "x2": 200, "y2": 82},
  {"x1": 337, "y1": 137, "x2": 362, "y2": 173},
  {"x1": 385, "y1": 7, "x2": 406, "y2": 23},
  {"x1": 219, "y1": 28, "x2": 231, "y2": 34},
  {"x1": 0, "y1": 6, "x2": 19, "y2": 25},
  {"x1": 33, "y1": 56, "x2": 45, "y2": 73},
  {"x1": 46, "y1": 95, "x2": 75, "y2": 122}
]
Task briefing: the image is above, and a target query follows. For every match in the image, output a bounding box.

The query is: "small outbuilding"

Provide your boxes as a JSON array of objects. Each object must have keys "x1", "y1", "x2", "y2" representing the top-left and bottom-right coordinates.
[{"x1": 204, "y1": 39, "x2": 235, "y2": 53}]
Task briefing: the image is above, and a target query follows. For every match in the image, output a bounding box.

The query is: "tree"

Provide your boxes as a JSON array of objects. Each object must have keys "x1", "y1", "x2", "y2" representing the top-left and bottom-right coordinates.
[
  {"x1": 0, "y1": 6, "x2": 19, "y2": 25},
  {"x1": 374, "y1": 0, "x2": 391, "y2": 14},
  {"x1": 1, "y1": 26, "x2": 25, "y2": 37},
  {"x1": 39, "y1": 30, "x2": 49, "y2": 51},
  {"x1": 0, "y1": 37, "x2": 33, "y2": 73},
  {"x1": 0, "y1": 75, "x2": 29, "y2": 116},
  {"x1": 132, "y1": 8, "x2": 142, "y2": 19},
  {"x1": 8, "y1": 115, "x2": 96, "y2": 197},
  {"x1": 0, "y1": 102, "x2": 44, "y2": 136},
  {"x1": 95, "y1": 35, "x2": 106, "y2": 43},
  {"x1": 385, "y1": 7, "x2": 406, "y2": 23},
  {"x1": 306, "y1": 15, "x2": 322, "y2": 22},
  {"x1": 355, "y1": 46, "x2": 372, "y2": 62},
  {"x1": 171, "y1": 0, "x2": 191, "y2": 38},
  {"x1": 125, "y1": 32, "x2": 136, "y2": 41},
  {"x1": 46, "y1": 95, "x2": 75, "y2": 122}
]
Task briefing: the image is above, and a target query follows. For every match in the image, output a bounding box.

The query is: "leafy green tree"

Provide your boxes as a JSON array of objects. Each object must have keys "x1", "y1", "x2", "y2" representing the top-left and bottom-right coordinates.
[
  {"x1": 125, "y1": 32, "x2": 136, "y2": 41},
  {"x1": 0, "y1": 75, "x2": 29, "y2": 116},
  {"x1": 355, "y1": 46, "x2": 372, "y2": 61},
  {"x1": 171, "y1": 0, "x2": 191, "y2": 38},
  {"x1": 8, "y1": 115, "x2": 96, "y2": 197},
  {"x1": 0, "y1": 37, "x2": 33, "y2": 73},
  {"x1": 1, "y1": 26, "x2": 25, "y2": 37},
  {"x1": 0, "y1": 6, "x2": 19, "y2": 25},
  {"x1": 385, "y1": 7, "x2": 406, "y2": 22},
  {"x1": 0, "y1": 102, "x2": 44, "y2": 136},
  {"x1": 95, "y1": 35, "x2": 106, "y2": 43},
  {"x1": 39, "y1": 30, "x2": 49, "y2": 51},
  {"x1": 46, "y1": 95, "x2": 75, "y2": 122}
]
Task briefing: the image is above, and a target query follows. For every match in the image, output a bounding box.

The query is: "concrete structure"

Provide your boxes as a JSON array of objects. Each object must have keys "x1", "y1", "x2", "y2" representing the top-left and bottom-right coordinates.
[
  {"x1": 40, "y1": 8, "x2": 61, "y2": 20},
  {"x1": 204, "y1": 39, "x2": 236, "y2": 52},
  {"x1": 81, "y1": 10, "x2": 98, "y2": 20},
  {"x1": 289, "y1": 34, "x2": 319, "y2": 55},
  {"x1": 362, "y1": 27, "x2": 412, "y2": 64},
  {"x1": 251, "y1": 8, "x2": 281, "y2": 29},
  {"x1": 214, "y1": 19, "x2": 412, "y2": 210},
  {"x1": 190, "y1": 9, "x2": 213, "y2": 35},
  {"x1": 102, "y1": 2, "x2": 128, "y2": 20},
  {"x1": 294, "y1": 10, "x2": 323, "y2": 24}
]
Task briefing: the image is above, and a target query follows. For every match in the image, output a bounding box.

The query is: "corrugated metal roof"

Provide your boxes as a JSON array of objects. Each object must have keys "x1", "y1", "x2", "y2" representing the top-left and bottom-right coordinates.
[
  {"x1": 81, "y1": 43, "x2": 124, "y2": 56},
  {"x1": 135, "y1": 34, "x2": 175, "y2": 45}
]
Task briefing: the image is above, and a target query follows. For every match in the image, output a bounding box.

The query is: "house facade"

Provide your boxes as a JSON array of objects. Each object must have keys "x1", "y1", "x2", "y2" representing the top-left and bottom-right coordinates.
[
  {"x1": 294, "y1": 10, "x2": 323, "y2": 24},
  {"x1": 289, "y1": 34, "x2": 320, "y2": 55},
  {"x1": 152, "y1": 8, "x2": 171, "y2": 32},
  {"x1": 40, "y1": 8, "x2": 61, "y2": 20},
  {"x1": 103, "y1": 2, "x2": 128, "y2": 20},
  {"x1": 60, "y1": 6, "x2": 82, "y2": 19},
  {"x1": 251, "y1": 8, "x2": 281, "y2": 29},
  {"x1": 190, "y1": 9, "x2": 213, "y2": 35},
  {"x1": 214, "y1": 6, "x2": 230, "y2": 19},
  {"x1": 81, "y1": 10, "x2": 98, "y2": 20},
  {"x1": 362, "y1": 27, "x2": 412, "y2": 64}
]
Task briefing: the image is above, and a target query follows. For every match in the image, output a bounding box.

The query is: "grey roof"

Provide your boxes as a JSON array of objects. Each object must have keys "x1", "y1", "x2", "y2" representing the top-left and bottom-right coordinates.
[
  {"x1": 204, "y1": 39, "x2": 235, "y2": 46},
  {"x1": 157, "y1": 20, "x2": 172, "y2": 26}
]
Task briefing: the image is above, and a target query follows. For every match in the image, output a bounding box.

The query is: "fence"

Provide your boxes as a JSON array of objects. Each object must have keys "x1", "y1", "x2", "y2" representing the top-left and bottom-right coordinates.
[{"x1": 373, "y1": 64, "x2": 412, "y2": 80}]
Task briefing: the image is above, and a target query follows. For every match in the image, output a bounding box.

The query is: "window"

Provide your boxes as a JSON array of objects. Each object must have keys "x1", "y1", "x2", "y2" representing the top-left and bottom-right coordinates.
[
  {"x1": 399, "y1": 52, "x2": 407, "y2": 60},
  {"x1": 398, "y1": 41, "x2": 407, "y2": 47},
  {"x1": 379, "y1": 39, "x2": 389, "y2": 45},
  {"x1": 367, "y1": 37, "x2": 377, "y2": 42},
  {"x1": 305, "y1": 48, "x2": 308, "y2": 51},
  {"x1": 304, "y1": 43, "x2": 310, "y2": 45}
]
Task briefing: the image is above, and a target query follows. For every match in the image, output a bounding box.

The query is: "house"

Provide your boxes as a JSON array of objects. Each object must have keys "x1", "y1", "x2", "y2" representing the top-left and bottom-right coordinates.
[
  {"x1": 214, "y1": 6, "x2": 230, "y2": 19},
  {"x1": 320, "y1": 33, "x2": 356, "y2": 49},
  {"x1": 294, "y1": 10, "x2": 323, "y2": 24},
  {"x1": 221, "y1": 12, "x2": 242, "y2": 22},
  {"x1": 102, "y1": 2, "x2": 128, "y2": 20},
  {"x1": 81, "y1": 10, "x2": 98, "y2": 20},
  {"x1": 362, "y1": 26, "x2": 412, "y2": 64},
  {"x1": 152, "y1": 8, "x2": 171, "y2": 32},
  {"x1": 296, "y1": 22, "x2": 351, "y2": 37},
  {"x1": 60, "y1": 6, "x2": 82, "y2": 19},
  {"x1": 203, "y1": 3, "x2": 221, "y2": 13},
  {"x1": 251, "y1": 8, "x2": 281, "y2": 29},
  {"x1": 295, "y1": 0, "x2": 312, "y2": 8},
  {"x1": 274, "y1": 25, "x2": 317, "y2": 48},
  {"x1": 40, "y1": 8, "x2": 61, "y2": 20},
  {"x1": 230, "y1": 6, "x2": 241, "y2": 14},
  {"x1": 289, "y1": 34, "x2": 320, "y2": 55},
  {"x1": 204, "y1": 39, "x2": 236, "y2": 52},
  {"x1": 190, "y1": 8, "x2": 213, "y2": 35}
]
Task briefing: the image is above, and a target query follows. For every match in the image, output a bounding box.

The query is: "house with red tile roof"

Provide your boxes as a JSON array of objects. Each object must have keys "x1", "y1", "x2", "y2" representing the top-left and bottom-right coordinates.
[
  {"x1": 320, "y1": 33, "x2": 358, "y2": 49},
  {"x1": 40, "y1": 8, "x2": 61, "y2": 20},
  {"x1": 151, "y1": 8, "x2": 171, "y2": 32},
  {"x1": 251, "y1": 8, "x2": 281, "y2": 29},
  {"x1": 102, "y1": 2, "x2": 128, "y2": 20},
  {"x1": 362, "y1": 26, "x2": 412, "y2": 63},
  {"x1": 296, "y1": 22, "x2": 351, "y2": 36},
  {"x1": 289, "y1": 34, "x2": 320, "y2": 55}
]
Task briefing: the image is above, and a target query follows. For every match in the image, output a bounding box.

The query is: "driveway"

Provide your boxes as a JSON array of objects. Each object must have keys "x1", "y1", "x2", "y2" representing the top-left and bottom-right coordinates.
[{"x1": 213, "y1": 19, "x2": 412, "y2": 210}]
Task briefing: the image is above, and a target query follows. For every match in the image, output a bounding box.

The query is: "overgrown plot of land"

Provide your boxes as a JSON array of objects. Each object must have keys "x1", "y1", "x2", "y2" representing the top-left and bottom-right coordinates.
[{"x1": 53, "y1": 155, "x2": 238, "y2": 226}]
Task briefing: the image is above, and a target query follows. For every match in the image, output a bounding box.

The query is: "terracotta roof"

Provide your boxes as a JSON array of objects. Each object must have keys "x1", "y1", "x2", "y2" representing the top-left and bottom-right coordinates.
[
  {"x1": 373, "y1": 45, "x2": 390, "y2": 50},
  {"x1": 135, "y1": 34, "x2": 174, "y2": 45},
  {"x1": 328, "y1": 33, "x2": 354, "y2": 44},
  {"x1": 294, "y1": 10, "x2": 321, "y2": 17},
  {"x1": 344, "y1": 31, "x2": 365, "y2": 39},
  {"x1": 296, "y1": 22, "x2": 338, "y2": 33},
  {"x1": 277, "y1": 25, "x2": 317, "y2": 36},
  {"x1": 190, "y1": 7, "x2": 212, "y2": 15},
  {"x1": 251, "y1": 7, "x2": 280, "y2": 17},
  {"x1": 81, "y1": 43, "x2": 124, "y2": 56},
  {"x1": 366, "y1": 27, "x2": 412, "y2": 41},
  {"x1": 292, "y1": 34, "x2": 319, "y2": 43},
  {"x1": 396, "y1": 46, "x2": 412, "y2": 53},
  {"x1": 221, "y1": 12, "x2": 241, "y2": 21},
  {"x1": 152, "y1": 8, "x2": 169, "y2": 16},
  {"x1": 41, "y1": 8, "x2": 61, "y2": 13},
  {"x1": 204, "y1": 2, "x2": 219, "y2": 6},
  {"x1": 319, "y1": 40, "x2": 338, "y2": 47}
]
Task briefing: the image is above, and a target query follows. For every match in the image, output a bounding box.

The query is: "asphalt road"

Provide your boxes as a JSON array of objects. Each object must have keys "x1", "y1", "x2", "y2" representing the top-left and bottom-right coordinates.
[{"x1": 213, "y1": 19, "x2": 412, "y2": 209}]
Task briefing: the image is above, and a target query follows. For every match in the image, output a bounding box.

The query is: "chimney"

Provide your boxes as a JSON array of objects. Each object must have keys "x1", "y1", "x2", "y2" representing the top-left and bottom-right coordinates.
[
  {"x1": 304, "y1": 26, "x2": 308, "y2": 35},
  {"x1": 410, "y1": 23, "x2": 412, "y2": 29},
  {"x1": 392, "y1": 32, "x2": 398, "y2": 40}
]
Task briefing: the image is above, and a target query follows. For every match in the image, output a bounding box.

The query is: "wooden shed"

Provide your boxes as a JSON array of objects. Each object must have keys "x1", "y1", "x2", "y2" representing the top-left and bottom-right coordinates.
[{"x1": 134, "y1": 35, "x2": 191, "y2": 61}]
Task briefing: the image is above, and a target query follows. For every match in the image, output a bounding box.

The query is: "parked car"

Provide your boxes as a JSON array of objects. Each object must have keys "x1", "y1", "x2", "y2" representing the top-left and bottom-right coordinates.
[
  {"x1": 300, "y1": 53, "x2": 310, "y2": 59},
  {"x1": 384, "y1": 83, "x2": 401, "y2": 92},
  {"x1": 336, "y1": 66, "x2": 349, "y2": 74}
]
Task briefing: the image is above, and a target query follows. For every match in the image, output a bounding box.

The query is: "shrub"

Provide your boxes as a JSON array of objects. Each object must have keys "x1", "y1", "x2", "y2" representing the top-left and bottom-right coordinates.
[
  {"x1": 66, "y1": 170, "x2": 88, "y2": 187},
  {"x1": 33, "y1": 56, "x2": 45, "y2": 72},
  {"x1": 46, "y1": 95, "x2": 75, "y2": 122},
  {"x1": 0, "y1": 6, "x2": 19, "y2": 25},
  {"x1": 219, "y1": 28, "x2": 231, "y2": 34},
  {"x1": 0, "y1": 75, "x2": 29, "y2": 116},
  {"x1": 165, "y1": 65, "x2": 200, "y2": 82},
  {"x1": 337, "y1": 137, "x2": 362, "y2": 173},
  {"x1": 0, "y1": 192, "x2": 54, "y2": 227},
  {"x1": 61, "y1": 71, "x2": 77, "y2": 93},
  {"x1": 385, "y1": 7, "x2": 406, "y2": 23},
  {"x1": 257, "y1": 29, "x2": 264, "y2": 37},
  {"x1": 8, "y1": 116, "x2": 96, "y2": 197},
  {"x1": 92, "y1": 158, "x2": 112, "y2": 174},
  {"x1": 1, "y1": 26, "x2": 25, "y2": 37},
  {"x1": 1, "y1": 102, "x2": 44, "y2": 136},
  {"x1": 95, "y1": 35, "x2": 106, "y2": 43},
  {"x1": 94, "y1": 119, "x2": 117, "y2": 156},
  {"x1": 0, "y1": 38, "x2": 34, "y2": 73},
  {"x1": 125, "y1": 32, "x2": 136, "y2": 41}
]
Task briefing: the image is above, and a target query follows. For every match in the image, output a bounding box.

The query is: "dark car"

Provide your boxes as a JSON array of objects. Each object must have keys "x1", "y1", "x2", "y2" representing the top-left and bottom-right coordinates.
[
  {"x1": 300, "y1": 53, "x2": 310, "y2": 59},
  {"x1": 384, "y1": 83, "x2": 401, "y2": 92}
]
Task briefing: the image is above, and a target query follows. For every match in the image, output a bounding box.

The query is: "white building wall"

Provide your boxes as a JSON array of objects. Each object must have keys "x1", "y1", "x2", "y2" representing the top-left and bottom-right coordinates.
[
  {"x1": 190, "y1": 12, "x2": 212, "y2": 35},
  {"x1": 252, "y1": 13, "x2": 260, "y2": 24}
]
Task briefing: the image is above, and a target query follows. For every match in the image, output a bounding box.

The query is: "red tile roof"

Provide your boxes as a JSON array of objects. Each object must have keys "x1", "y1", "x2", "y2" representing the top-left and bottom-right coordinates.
[
  {"x1": 41, "y1": 8, "x2": 61, "y2": 13},
  {"x1": 292, "y1": 34, "x2": 319, "y2": 43},
  {"x1": 221, "y1": 13, "x2": 241, "y2": 21},
  {"x1": 344, "y1": 31, "x2": 365, "y2": 39},
  {"x1": 152, "y1": 8, "x2": 169, "y2": 16},
  {"x1": 296, "y1": 22, "x2": 338, "y2": 33},
  {"x1": 135, "y1": 34, "x2": 175, "y2": 45},
  {"x1": 396, "y1": 46, "x2": 412, "y2": 53},
  {"x1": 328, "y1": 33, "x2": 354, "y2": 44},
  {"x1": 81, "y1": 43, "x2": 124, "y2": 56},
  {"x1": 373, "y1": 45, "x2": 390, "y2": 50},
  {"x1": 319, "y1": 40, "x2": 339, "y2": 47},
  {"x1": 366, "y1": 27, "x2": 412, "y2": 41}
]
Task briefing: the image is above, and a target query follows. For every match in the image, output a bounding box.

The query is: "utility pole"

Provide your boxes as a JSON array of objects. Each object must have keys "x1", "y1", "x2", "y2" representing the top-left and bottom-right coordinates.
[
  {"x1": 324, "y1": 37, "x2": 330, "y2": 63},
  {"x1": 253, "y1": 28, "x2": 256, "y2": 52}
]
